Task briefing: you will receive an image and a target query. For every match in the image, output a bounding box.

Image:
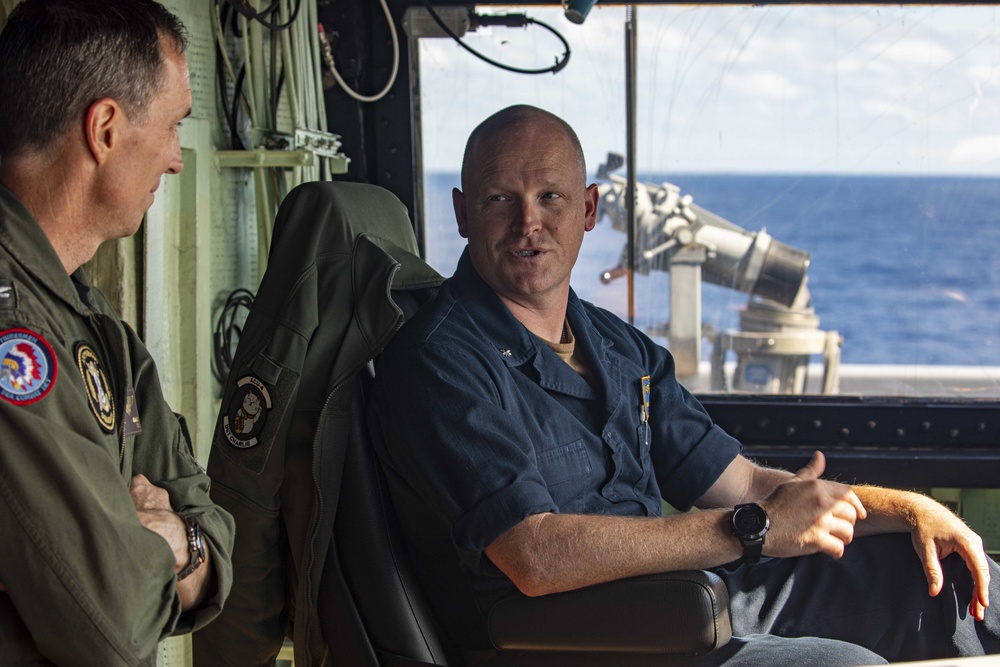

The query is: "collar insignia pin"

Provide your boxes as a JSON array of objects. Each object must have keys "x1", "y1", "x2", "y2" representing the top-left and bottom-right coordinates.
[{"x1": 499, "y1": 348, "x2": 512, "y2": 357}]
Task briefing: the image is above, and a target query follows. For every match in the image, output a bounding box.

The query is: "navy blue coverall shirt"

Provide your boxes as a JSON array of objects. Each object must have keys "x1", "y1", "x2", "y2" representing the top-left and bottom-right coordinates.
[{"x1": 369, "y1": 249, "x2": 742, "y2": 650}]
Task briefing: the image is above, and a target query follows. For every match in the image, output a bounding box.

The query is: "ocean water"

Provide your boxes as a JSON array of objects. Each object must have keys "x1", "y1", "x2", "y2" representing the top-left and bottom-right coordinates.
[{"x1": 423, "y1": 173, "x2": 1000, "y2": 366}]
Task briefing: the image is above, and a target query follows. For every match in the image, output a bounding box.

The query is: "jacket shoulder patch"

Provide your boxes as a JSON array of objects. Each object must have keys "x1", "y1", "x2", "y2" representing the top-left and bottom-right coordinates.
[
  {"x1": 0, "y1": 328, "x2": 57, "y2": 405},
  {"x1": 223, "y1": 375, "x2": 272, "y2": 448}
]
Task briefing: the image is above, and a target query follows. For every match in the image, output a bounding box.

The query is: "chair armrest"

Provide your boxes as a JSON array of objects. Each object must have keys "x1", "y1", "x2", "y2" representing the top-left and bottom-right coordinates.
[{"x1": 487, "y1": 570, "x2": 731, "y2": 654}]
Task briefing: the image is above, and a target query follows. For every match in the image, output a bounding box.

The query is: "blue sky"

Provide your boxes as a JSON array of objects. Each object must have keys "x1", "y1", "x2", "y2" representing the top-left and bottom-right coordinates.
[{"x1": 418, "y1": 4, "x2": 1000, "y2": 176}]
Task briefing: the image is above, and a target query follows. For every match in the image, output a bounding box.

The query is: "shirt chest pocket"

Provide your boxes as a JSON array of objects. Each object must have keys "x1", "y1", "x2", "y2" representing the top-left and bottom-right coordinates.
[{"x1": 535, "y1": 439, "x2": 592, "y2": 487}]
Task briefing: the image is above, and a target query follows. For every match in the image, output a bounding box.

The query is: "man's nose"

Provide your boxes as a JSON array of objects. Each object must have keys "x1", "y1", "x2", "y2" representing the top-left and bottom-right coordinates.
[
  {"x1": 511, "y1": 201, "x2": 542, "y2": 235},
  {"x1": 166, "y1": 136, "x2": 184, "y2": 175}
]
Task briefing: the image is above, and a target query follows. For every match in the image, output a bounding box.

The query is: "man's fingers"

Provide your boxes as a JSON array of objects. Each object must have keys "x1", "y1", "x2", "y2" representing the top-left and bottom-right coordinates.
[
  {"x1": 813, "y1": 530, "x2": 848, "y2": 559},
  {"x1": 972, "y1": 598, "x2": 987, "y2": 622},
  {"x1": 129, "y1": 473, "x2": 150, "y2": 491},
  {"x1": 826, "y1": 514, "x2": 857, "y2": 545},
  {"x1": 129, "y1": 474, "x2": 171, "y2": 511},
  {"x1": 958, "y1": 544, "x2": 991, "y2": 612},
  {"x1": 846, "y1": 489, "x2": 867, "y2": 520},
  {"x1": 957, "y1": 547, "x2": 989, "y2": 620},
  {"x1": 794, "y1": 451, "x2": 826, "y2": 482},
  {"x1": 918, "y1": 543, "x2": 944, "y2": 597}
]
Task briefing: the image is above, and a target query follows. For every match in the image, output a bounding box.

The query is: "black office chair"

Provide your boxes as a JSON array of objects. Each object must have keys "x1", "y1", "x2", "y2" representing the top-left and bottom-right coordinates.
[{"x1": 320, "y1": 304, "x2": 732, "y2": 666}]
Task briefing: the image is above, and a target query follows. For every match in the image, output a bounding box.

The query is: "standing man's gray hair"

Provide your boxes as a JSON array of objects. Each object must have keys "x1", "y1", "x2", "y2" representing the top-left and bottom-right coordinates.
[{"x1": 0, "y1": 0, "x2": 187, "y2": 159}]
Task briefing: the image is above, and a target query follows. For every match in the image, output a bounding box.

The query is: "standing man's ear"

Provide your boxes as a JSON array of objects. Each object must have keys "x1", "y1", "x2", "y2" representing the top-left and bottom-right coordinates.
[
  {"x1": 84, "y1": 98, "x2": 124, "y2": 165},
  {"x1": 454, "y1": 187, "x2": 470, "y2": 239},
  {"x1": 584, "y1": 183, "x2": 599, "y2": 232}
]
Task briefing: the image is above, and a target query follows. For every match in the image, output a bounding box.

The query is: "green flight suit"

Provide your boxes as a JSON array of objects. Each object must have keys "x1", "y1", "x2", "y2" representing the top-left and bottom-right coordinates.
[{"x1": 0, "y1": 185, "x2": 235, "y2": 666}]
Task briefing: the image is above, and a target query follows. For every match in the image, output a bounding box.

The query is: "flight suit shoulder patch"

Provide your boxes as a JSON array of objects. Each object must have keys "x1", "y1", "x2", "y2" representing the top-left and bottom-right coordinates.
[
  {"x1": 74, "y1": 342, "x2": 115, "y2": 433},
  {"x1": 0, "y1": 328, "x2": 57, "y2": 405}
]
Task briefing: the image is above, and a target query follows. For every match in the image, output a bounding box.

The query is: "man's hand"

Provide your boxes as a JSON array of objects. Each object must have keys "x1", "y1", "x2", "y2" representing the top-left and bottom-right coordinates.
[
  {"x1": 760, "y1": 451, "x2": 868, "y2": 560},
  {"x1": 129, "y1": 474, "x2": 213, "y2": 611},
  {"x1": 851, "y1": 481, "x2": 991, "y2": 621},
  {"x1": 129, "y1": 474, "x2": 188, "y2": 571},
  {"x1": 912, "y1": 500, "x2": 991, "y2": 620}
]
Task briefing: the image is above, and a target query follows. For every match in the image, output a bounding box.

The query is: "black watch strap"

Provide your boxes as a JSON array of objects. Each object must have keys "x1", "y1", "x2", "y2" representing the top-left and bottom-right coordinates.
[
  {"x1": 739, "y1": 536, "x2": 764, "y2": 565},
  {"x1": 177, "y1": 517, "x2": 206, "y2": 581}
]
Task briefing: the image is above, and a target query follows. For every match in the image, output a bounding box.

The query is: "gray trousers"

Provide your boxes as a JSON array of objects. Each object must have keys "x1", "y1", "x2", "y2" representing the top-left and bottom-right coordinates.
[{"x1": 686, "y1": 533, "x2": 1000, "y2": 667}]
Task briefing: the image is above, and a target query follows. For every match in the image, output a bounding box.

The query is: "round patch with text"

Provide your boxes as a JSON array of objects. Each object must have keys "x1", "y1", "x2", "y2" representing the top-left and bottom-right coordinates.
[
  {"x1": 0, "y1": 328, "x2": 56, "y2": 405},
  {"x1": 223, "y1": 375, "x2": 272, "y2": 448},
  {"x1": 75, "y1": 342, "x2": 115, "y2": 432}
]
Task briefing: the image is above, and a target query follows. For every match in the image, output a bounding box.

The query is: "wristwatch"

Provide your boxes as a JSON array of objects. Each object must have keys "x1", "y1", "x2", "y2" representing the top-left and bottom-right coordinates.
[
  {"x1": 177, "y1": 516, "x2": 206, "y2": 581},
  {"x1": 731, "y1": 502, "x2": 769, "y2": 565}
]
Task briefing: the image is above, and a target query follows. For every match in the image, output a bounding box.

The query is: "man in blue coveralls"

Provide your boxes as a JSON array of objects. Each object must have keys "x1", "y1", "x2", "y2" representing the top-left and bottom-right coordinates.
[{"x1": 369, "y1": 104, "x2": 1000, "y2": 666}]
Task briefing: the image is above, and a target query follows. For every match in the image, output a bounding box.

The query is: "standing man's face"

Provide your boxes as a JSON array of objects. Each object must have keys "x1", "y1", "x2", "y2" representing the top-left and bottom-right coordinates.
[
  {"x1": 453, "y1": 120, "x2": 598, "y2": 313},
  {"x1": 106, "y1": 36, "x2": 191, "y2": 240}
]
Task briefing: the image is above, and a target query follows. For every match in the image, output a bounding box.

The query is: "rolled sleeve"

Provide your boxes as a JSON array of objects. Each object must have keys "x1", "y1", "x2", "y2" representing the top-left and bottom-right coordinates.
[
  {"x1": 453, "y1": 479, "x2": 557, "y2": 574},
  {"x1": 372, "y1": 339, "x2": 558, "y2": 575},
  {"x1": 656, "y1": 423, "x2": 742, "y2": 511}
]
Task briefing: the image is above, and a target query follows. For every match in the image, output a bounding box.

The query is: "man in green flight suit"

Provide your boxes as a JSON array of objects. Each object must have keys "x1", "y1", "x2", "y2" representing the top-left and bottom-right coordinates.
[{"x1": 0, "y1": 1, "x2": 235, "y2": 664}]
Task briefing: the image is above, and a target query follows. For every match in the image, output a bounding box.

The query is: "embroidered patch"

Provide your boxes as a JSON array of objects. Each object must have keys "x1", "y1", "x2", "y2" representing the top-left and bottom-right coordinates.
[
  {"x1": 0, "y1": 328, "x2": 56, "y2": 405},
  {"x1": 75, "y1": 343, "x2": 115, "y2": 432},
  {"x1": 223, "y1": 375, "x2": 272, "y2": 448},
  {"x1": 0, "y1": 280, "x2": 18, "y2": 311},
  {"x1": 122, "y1": 387, "x2": 142, "y2": 436}
]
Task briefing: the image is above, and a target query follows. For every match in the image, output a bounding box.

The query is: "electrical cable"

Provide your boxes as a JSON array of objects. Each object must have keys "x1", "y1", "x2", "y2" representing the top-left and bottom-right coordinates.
[
  {"x1": 212, "y1": 288, "x2": 255, "y2": 384},
  {"x1": 226, "y1": 0, "x2": 302, "y2": 32},
  {"x1": 214, "y1": 0, "x2": 251, "y2": 149},
  {"x1": 272, "y1": 67, "x2": 286, "y2": 125},
  {"x1": 231, "y1": 65, "x2": 248, "y2": 149},
  {"x1": 320, "y1": 0, "x2": 399, "y2": 103},
  {"x1": 420, "y1": 0, "x2": 571, "y2": 75},
  {"x1": 216, "y1": 48, "x2": 242, "y2": 149}
]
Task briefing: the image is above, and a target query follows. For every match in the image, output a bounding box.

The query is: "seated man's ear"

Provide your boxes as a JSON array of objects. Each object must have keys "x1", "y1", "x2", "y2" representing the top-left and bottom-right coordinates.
[
  {"x1": 584, "y1": 183, "x2": 599, "y2": 232},
  {"x1": 454, "y1": 187, "x2": 470, "y2": 238},
  {"x1": 84, "y1": 98, "x2": 125, "y2": 165}
]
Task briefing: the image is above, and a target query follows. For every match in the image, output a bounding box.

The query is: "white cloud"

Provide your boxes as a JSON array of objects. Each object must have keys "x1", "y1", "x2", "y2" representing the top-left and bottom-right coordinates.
[
  {"x1": 946, "y1": 135, "x2": 1000, "y2": 166},
  {"x1": 868, "y1": 37, "x2": 955, "y2": 68},
  {"x1": 726, "y1": 70, "x2": 803, "y2": 102}
]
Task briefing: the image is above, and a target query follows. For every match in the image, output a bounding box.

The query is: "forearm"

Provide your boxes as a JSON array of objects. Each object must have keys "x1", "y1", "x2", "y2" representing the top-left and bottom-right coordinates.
[
  {"x1": 852, "y1": 485, "x2": 939, "y2": 537},
  {"x1": 694, "y1": 454, "x2": 793, "y2": 509},
  {"x1": 131, "y1": 478, "x2": 223, "y2": 613},
  {"x1": 177, "y1": 543, "x2": 213, "y2": 611},
  {"x1": 486, "y1": 509, "x2": 742, "y2": 597}
]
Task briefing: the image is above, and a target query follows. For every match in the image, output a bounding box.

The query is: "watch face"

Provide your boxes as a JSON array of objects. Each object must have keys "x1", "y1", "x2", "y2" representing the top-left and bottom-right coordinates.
[{"x1": 734, "y1": 504, "x2": 769, "y2": 539}]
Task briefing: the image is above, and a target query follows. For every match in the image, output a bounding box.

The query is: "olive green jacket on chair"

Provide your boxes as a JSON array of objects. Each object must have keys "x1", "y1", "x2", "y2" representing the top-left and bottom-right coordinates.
[{"x1": 193, "y1": 181, "x2": 443, "y2": 667}]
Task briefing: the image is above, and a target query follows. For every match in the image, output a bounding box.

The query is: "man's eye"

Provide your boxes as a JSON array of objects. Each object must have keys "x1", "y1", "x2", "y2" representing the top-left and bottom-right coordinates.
[
  {"x1": 487, "y1": 194, "x2": 508, "y2": 202},
  {"x1": 542, "y1": 192, "x2": 561, "y2": 200}
]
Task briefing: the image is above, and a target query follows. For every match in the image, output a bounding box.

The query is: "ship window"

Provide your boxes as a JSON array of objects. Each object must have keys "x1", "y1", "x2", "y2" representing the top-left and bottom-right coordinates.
[{"x1": 415, "y1": 3, "x2": 1000, "y2": 400}]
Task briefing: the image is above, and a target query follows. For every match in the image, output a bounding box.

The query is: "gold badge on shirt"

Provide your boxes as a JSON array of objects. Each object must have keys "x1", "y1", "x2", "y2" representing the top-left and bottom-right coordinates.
[
  {"x1": 75, "y1": 342, "x2": 115, "y2": 433},
  {"x1": 640, "y1": 375, "x2": 651, "y2": 422}
]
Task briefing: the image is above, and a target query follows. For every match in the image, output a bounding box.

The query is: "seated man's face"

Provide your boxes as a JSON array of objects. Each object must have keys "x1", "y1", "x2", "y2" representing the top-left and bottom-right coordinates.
[{"x1": 454, "y1": 120, "x2": 598, "y2": 310}]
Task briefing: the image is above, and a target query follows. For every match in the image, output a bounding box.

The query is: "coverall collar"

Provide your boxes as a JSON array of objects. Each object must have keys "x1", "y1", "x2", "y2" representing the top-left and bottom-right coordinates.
[
  {"x1": 0, "y1": 184, "x2": 91, "y2": 316},
  {"x1": 449, "y1": 248, "x2": 611, "y2": 400}
]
